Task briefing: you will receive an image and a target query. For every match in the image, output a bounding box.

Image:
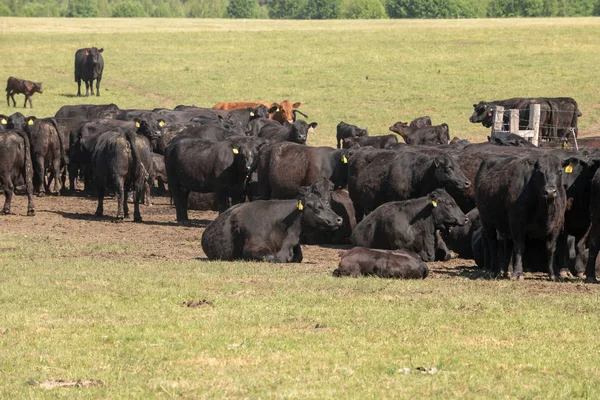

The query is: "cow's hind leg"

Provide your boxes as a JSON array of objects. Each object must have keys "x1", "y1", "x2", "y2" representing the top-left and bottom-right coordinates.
[
  {"x1": 85, "y1": 80, "x2": 90, "y2": 97},
  {"x1": 1, "y1": 178, "x2": 14, "y2": 214},
  {"x1": 90, "y1": 79, "x2": 95, "y2": 96},
  {"x1": 50, "y1": 155, "x2": 62, "y2": 194},
  {"x1": 133, "y1": 189, "x2": 143, "y2": 223},
  {"x1": 32, "y1": 155, "x2": 46, "y2": 196},
  {"x1": 9, "y1": 92, "x2": 16, "y2": 107},
  {"x1": 76, "y1": 78, "x2": 82, "y2": 96},
  {"x1": 94, "y1": 185, "x2": 105, "y2": 217},
  {"x1": 96, "y1": 76, "x2": 101, "y2": 97},
  {"x1": 585, "y1": 224, "x2": 600, "y2": 283}
]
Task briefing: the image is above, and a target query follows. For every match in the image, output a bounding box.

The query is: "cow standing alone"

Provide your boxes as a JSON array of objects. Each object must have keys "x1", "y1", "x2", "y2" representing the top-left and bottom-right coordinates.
[
  {"x1": 75, "y1": 47, "x2": 104, "y2": 97},
  {"x1": 6, "y1": 77, "x2": 43, "y2": 108}
]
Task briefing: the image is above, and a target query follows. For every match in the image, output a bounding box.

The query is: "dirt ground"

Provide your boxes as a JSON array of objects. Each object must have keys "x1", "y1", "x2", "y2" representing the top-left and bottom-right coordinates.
[{"x1": 0, "y1": 191, "x2": 570, "y2": 283}]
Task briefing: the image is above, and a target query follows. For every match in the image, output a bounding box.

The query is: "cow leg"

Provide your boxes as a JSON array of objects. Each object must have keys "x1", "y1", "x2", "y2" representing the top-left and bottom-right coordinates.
[
  {"x1": 585, "y1": 224, "x2": 600, "y2": 283},
  {"x1": 291, "y1": 244, "x2": 303, "y2": 263},
  {"x1": 133, "y1": 189, "x2": 143, "y2": 223},
  {"x1": 510, "y1": 239, "x2": 525, "y2": 281},
  {"x1": 9, "y1": 92, "x2": 16, "y2": 107},
  {"x1": 25, "y1": 95, "x2": 32, "y2": 108},
  {"x1": 215, "y1": 187, "x2": 229, "y2": 214},
  {"x1": 1, "y1": 179, "x2": 14, "y2": 214},
  {"x1": 85, "y1": 80, "x2": 90, "y2": 97},
  {"x1": 115, "y1": 179, "x2": 126, "y2": 220},
  {"x1": 174, "y1": 187, "x2": 190, "y2": 223},
  {"x1": 96, "y1": 76, "x2": 101, "y2": 97},
  {"x1": 434, "y1": 230, "x2": 452, "y2": 261},
  {"x1": 94, "y1": 185, "x2": 105, "y2": 217},
  {"x1": 68, "y1": 163, "x2": 79, "y2": 192},
  {"x1": 50, "y1": 155, "x2": 62, "y2": 194},
  {"x1": 157, "y1": 179, "x2": 167, "y2": 196},
  {"x1": 76, "y1": 79, "x2": 82, "y2": 96},
  {"x1": 90, "y1": 79, "x2": 95, "y2": 96},
  {"x1": 546, "y1": 235, "x2": 561, "y2": 281},
  {"x1": 33, "y1": 155, "x2": 45, "y2": 196},
  {"x1": 144, "y1": 181, "x2": 151, "y2": 206},
  {"x1": 6, "y1": 91, "x2": 9, "y2": 107},
  {"x1": 481, "y1": 225, "x2": 499, "y2": 276}
]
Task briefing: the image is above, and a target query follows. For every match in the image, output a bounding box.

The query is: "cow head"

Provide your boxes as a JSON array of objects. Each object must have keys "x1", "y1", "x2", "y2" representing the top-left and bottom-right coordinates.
[
  {"x1": 531, "y1": 154, "x2": 565, "y2": 201},
  {"x1": 252, "y1": 105, "x2": 271, "y2": 120},
  {"x1": 134, "y1": 117, "x2": 164, "y2": 145},
  {"x1": 297, "y1": 187, "x2": 342, "y2": 231},
  {"x1": 331, "y1": 149, "x2": 356, "y2": 188},
  {"x1": 32, "y1": 82, "x2": 43, "y2": 94},
  {"x1": 231, "y1": 144, "x2": 256, "y2": 175},
  {"x1": 432, "y1": 153, "x2": 471, "y2": 191},
  {"x1": 8, "y1": 113, "x2": 35, "y2": 131},
  {"x1": 86, "y1": 47, "x2": 104, "y2": 65},
  {"x1": 0, "y1": 114, "x2": 7, "y2": 130},
  {"x1": 389, "y1": 121, "x2": 412, "y2": 142},
  {"x1": 269, "y1": 100, "x2": 302, "y2": 124},
  {"x1": 290, "y1": 120, "x2": 317, "y2": 145},
  {"x1": 470, "y1": 102, "x2": 494, "y2": 127},
  {"x1": 428, "y1": 189, "x2": 468, "y2": 229}
]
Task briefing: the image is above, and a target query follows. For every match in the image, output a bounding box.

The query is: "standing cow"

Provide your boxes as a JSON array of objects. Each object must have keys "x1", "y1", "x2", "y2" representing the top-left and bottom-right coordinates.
[
  {"x1": 6, "y1": 77, "x2": 43, "y2": 108},
  {"x1": 75, "y1": 47, "x2": 104, "y2": 97}
]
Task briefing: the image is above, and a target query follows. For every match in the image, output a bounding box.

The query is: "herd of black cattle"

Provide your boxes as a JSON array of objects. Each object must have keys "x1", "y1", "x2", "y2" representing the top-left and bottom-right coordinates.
[{"x1": 3, "y1": 93, "x2": 600, "y2": 283}]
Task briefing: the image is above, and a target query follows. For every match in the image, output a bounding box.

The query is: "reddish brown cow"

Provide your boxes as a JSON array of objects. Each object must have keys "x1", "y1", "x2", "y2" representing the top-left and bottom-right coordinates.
[
  {"x1": 6, "y1": 77, "x2": 43, "y2": 108},
  {"x1": 213, "y1": 100, "x2": 302, "y2": 124}
]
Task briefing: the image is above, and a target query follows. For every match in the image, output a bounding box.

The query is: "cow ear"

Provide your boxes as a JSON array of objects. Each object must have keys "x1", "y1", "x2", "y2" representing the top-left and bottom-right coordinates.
[
  {"x1": 293, "y1": 102, "x2": 302, "y2": 108},
  {"x1": 98, "y1": 48, "x2": 104, "y2": 53},
  {"x1": 134, "y1": 118, "x2": 141, "y2": 128},
  {"x1": 27, "y1": 116, "x2": 36, "y2": 125},
  {"x1": 310, "y1": 122, "x2": 318, "y2": 129},
  {"x1": 473, "y1": 104, "x2": 477, "y2": 108},
  {"x1": 267, "y1": 105, "x2": 278, "y2": 113},
  {"x1": 428, "y1": 191, "x2": 438, "y2": 207},
  {"x1": 298, "y1": 186, "x2": 310, "y2": 197}
]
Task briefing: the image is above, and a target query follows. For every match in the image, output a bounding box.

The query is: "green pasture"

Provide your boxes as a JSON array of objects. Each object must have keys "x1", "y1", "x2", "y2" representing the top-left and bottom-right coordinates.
[
  {"x1": 2, "y1": 18, "x2": 600, "y2": 398},
  {"x1": 1, "y1": 18, "x2": 600, "y2": 146}
]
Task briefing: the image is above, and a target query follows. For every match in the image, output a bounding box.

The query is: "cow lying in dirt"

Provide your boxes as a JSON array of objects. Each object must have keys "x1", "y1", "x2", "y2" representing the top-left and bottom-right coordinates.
[{"x1": 333, "y1": 247, "x2": 429, "y2": 279}]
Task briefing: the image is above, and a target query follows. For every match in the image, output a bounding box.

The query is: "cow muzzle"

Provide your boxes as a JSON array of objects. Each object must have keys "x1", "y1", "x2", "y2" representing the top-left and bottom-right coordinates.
[{"x1": 544, "y1": 188, "x2": 558, "y2": 199}]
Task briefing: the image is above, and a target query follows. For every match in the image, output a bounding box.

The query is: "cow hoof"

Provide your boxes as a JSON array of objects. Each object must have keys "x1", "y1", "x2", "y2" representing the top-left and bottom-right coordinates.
[
  {"x1": 134, "y1": 217, "x2": 143, "y2": 223},
  {"x1": 576, "y1": 273, "x2": 586, "y2": 280},
  {"x1": 27, "y1": 210, "x2": 35, "y2": 216},
  {"x1": 36, "y1": 192, "x2": 45, "y2": 197},
  {"x1": 510, "y1": 273, "x2": 524, "y2": 281},
  {"x1": 559, "y1": 270, "x2": 574, "y2": 280},
  {"x1": 584, "y1": 277, "x2": 598, "y2": 284},
  {"x1": 94, "y1": 211, "x2": 103, "y2": 217}
]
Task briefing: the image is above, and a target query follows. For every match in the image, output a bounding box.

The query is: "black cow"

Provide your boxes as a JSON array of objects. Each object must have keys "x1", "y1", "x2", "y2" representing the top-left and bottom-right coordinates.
[
  {"x1": 55, "y1": 104, "x2": 120, "y2": 120},
  {"x1": 28, "y1": 118, "x2": 66, "y2": 195},
  {"x1": 246, "y1": 118, "x2": 281, "y2": 137},
  {"x1": 165, "y1": 137, "x2": 258, "y2": 221},
  {"x1": 347, "y1": 148, "x2": 470, "y2": 221},
  {"x1": 201, "y1": 186, "x2": 342, "y2": 262},
  {"x1": 440, "y1": 208, "x2": 481, "y2": 260},
  {"x1": 257, "y1": 142, "x2": 353, "y2": 199},
  {"x1": 389, "y1": 121, "x2": 450, "y2": 145},
  {"x1": 150, "y1": 152, "x2": 167, "y2": 196},
  {"x1": 475, "y1": 153, "x2": 568, "y2": 280},
  {"x1": 488, "y1": 131, "x2": 535, "y2": 147},
  {"x1": 336, "y1": 121, "x2": 368, "y2": 149},
  {"x1": 0, "y1": 119, "x2": 35, "y2": 215},
  {"x1": 6, "y1": 77, "x2": 43, "y2": 108},
  {"x1": 342, "y1": 134, "x2": 398, "y2": 149},
  {"x1": 350, "y1": 189, "x2": 467, "y2": 261},
  {"x1": 0, "y1": 114, "x2": 6, "y2": 131},
  {"x1": 449, "y1": 137, "x2": 471, "y2": 148},
  {"x1": 75, "y1": 47, "x2": 104, "y2": 97},
  {"x1": 410, "y1": 116, "x2": 432, "y2": 128},
  {"x1": 258, "y1": 120, "x2": 317, "y2": 144},
  {"x1": 92, "y1": 129, "x2": 154, "y2": 221},
  {"x1": 301, "y1": 189, "x2": 357, "y2": 245},
  {"x1": 333, "y1": 247, "x2": 428, "y2": 279}
]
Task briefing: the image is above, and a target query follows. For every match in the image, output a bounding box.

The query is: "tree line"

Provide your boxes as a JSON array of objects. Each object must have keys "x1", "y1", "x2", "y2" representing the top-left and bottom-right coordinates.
[{"x1": 1, "y1": 0, "x2": 599, "y2": 19}]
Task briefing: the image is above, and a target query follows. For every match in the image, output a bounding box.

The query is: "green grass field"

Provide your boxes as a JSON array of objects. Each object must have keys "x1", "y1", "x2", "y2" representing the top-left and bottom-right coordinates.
[{"x1": 2, "y1": 18, "x2": 600, "y2": 398}]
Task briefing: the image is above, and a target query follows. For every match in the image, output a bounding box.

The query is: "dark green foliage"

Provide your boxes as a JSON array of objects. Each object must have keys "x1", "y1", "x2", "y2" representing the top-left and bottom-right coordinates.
[
  {"x1": 386, "y1": 0, "x2": 476, "y2": 18},
  {"x1": 268, "y1": 0, "x2": 307, "y2": 18},
  {"x1": 66, "y1": 0, "x2": 98, "y2": 17},
  {"x1": 342, "y1": 0, "x2": 387, "y2": 18},
  {"x1": 187, "y1": 0, "x2": 228, "y2": 17},
  {"x1": 304, "y1": 0, "x2": 341, "y2": 18},
  {"x1": 112, "y1": 1, "x2": 148, "y2": 17},
  {"x1": 226, "y1": 0, "x2": 259, "y2": 18}
]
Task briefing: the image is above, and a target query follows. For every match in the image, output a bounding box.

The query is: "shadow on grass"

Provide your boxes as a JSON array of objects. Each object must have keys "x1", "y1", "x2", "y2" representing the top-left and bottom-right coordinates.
[
  {"x1": 433, "y1": 264, "x2": 498, "y2": 280},
  {"x1": 58, "y1": 93, "x2": 79, "y2": 98},
  {"x1": 49, "y1": 210, "x2": 211, "y2": 227}
]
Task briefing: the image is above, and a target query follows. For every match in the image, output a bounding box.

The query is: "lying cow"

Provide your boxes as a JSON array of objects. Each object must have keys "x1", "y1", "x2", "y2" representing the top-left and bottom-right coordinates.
[
  {"x1": 201, "y1": 185, "x2": 342, "y2": 262},
  {"x1": 333, "y1": 247, "x2": 428, "y2": 279},
  {"x1": 350, "y1": 189, "x2": 468, "y2": 261},
  {"x1": 6, "y1": 77, "x2": 43, "y2": 108},
  {"x1": 389, "y1": 121, "x2": 450, "y2": 145},
  {"x1": 336, "y1": 121, "x2": 368, "y2": 149}
]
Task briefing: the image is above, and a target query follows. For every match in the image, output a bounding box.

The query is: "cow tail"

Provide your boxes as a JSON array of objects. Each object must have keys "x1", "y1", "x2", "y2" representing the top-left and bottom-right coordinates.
[
  {"x1": 441, "y1": 123, "x2": 449, "y2": 132},
  {"x1": 125, "y1": 130, "x2": 146, "y2": 193},
  {"x1": 48, "y1": 118, "x2": 67, "y2": 166},
  {"x1": 17, "y1": 130, "x2": 34, "y2": 197}
]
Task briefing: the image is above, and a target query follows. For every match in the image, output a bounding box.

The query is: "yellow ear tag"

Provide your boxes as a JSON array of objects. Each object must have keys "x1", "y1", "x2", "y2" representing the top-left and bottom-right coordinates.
[
  {"x1": 562, "y1": 142, "x2": 568, "y2": 149},
  {"x1": 431, "y1": 200, "x2": 437, "y2": 207},
  {"x1": 135, "y1": 121, "x2": 141, "y2": 128},
  {"x1": 232, "y1": 148, "x2": 239, "y2": 154},
  {"x1": 342, "y1": 155, "x2": 348, "y2": 164},
  {"x1": 1, "y1": 118, "x2": 6, "y2": 124},
  {"x1": 565, "y1": 165, "x2": 573, "y2": 174},
  {"x1": 158, "y1": 120, "x2": 165, "y2": 127},
  {"x1": 250, "y1": 112, "x2": 255, "y2": 117},
  {"x1": 276, "y1": 107, "x2": 280, "y2": 112},
  {"x1": 28, "y1": 119, "x2": 34, "y2": 126},
  {"x1": 297, "y1": 200, "x2": 304, "y2": 211}
]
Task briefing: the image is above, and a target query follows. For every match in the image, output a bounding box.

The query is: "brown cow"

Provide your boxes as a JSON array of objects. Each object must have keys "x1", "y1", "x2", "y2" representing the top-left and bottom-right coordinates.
[
  {"x1": 6, "y1": 77, "x2": 43, "y2": 108},
  {"x1": 213, "y1": 100, "x2": 302, "y2": 124}
]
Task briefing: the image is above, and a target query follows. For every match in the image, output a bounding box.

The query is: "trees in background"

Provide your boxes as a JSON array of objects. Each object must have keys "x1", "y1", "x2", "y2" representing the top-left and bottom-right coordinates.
[{"x1": 2, "y1": 0, "x2": 600, "y2": 18}]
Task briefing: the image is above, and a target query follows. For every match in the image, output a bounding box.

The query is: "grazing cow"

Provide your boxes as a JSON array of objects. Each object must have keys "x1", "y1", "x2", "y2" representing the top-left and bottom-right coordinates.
[
  {"x1": 350, "y1": 189, "x2": 468, "y2": 261},
  {"x1": 475, "y1": 153, "x2": 568, "y2": 280},
  {"x1": 213, "y1": 100, "x2": 302, "y2": 124},
  {"x1": 6, "y1": 77, "x2": 43, "y2": 108},
  {"x1": 75, "y1": 47, "x2": 104, "y2": 97},
  {"x1": 301, "y1": 189, "x2": 357, "y2": 245},
  {"x1": 342, "y1": 134, "x2": 398, "y2": 149},
  {"x1": 201, "y1": 186, "x2": 342, "y2": 262},
  {"x1": 257, "y1": 142, "x2": 353, "y2": 199},
  {"x1": 347, "y1": 148, "x2": 470, "y2": 221},
  {"x1": 333, "y1": 248, "x2": 429, "y2": 279},
  {"x1": 92, "y1": 130, "x2": 154, "y2": 221},
  {"x1": 165, "y1": 137, "x2": 259, "y2": 221},
  {"x1": 0, "y1": 119, "x2": 35, "y2": 215},
  {"x1": 389, "y1": 121, "x2": 450, "y2": 145},
  {"x1": 336, "y1": 121, "x2": 368, "y2": 149},
  {"x1": 488, "y1": 131, "x2": 535, "y2": 147},
  {"x1": 258, "y1": 120, "x2": 317, "y2": 145},
  {"x1": 28, "y1": 118, "x2": 66, "y2": 195},
  {"x1": 410, "y1": 116, "x2": 432, "y2": 128}
]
